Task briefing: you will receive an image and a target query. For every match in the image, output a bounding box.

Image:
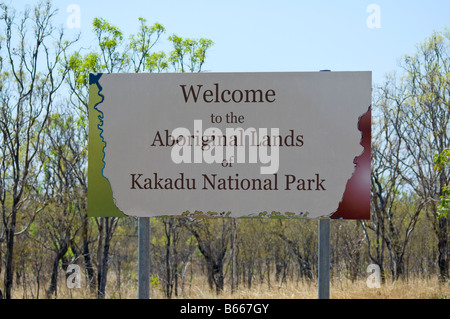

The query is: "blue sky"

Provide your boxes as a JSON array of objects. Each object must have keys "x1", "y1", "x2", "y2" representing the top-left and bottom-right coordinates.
[{"x1": 7, "y1": 0, "x2": 450, "y2": 85}]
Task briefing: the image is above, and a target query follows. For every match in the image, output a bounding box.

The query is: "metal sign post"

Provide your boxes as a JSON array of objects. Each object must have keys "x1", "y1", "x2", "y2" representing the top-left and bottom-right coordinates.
[
  {"x1": 317, "y1": 69, "x2": 331, "y2": 300},
  {"x1": 318, "y1": 218, "x2": 330, "y2": 299},
  {"x1": 138, "y1": 217, "x2": 150, "y2": 299}
]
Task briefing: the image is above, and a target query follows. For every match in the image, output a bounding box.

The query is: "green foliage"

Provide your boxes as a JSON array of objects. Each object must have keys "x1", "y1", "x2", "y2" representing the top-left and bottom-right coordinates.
[
  {"x1": 434, "y1": 149, "x2": 450, "y2": 218},
  {"x1": 168, "y1": 34, "x2": 214, "y2": 72},
  {"x1": 88, "y1": 17, "x2": 213, "y2": 74},
  {"x1": 92, "y1": 17, "x2": 129, "y2": 72},
  {"x1": 145, "y1": 51, "x2": 168, "y2": 72},
  {"x1": 434, "y1": 149, "x2": 450, "y2": 171},
  {"x1": 67, "y1": 51, "x2": 101, "y2": 89},
  {"x1": 151, "y1": 276, "x2": 160, "y2": 288},
  {"x1": 129, "y1": 17, "x2": 165, "y2": 72}
]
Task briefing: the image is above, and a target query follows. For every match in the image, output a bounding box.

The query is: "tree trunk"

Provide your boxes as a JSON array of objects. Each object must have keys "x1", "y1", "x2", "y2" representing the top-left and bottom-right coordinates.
[
  {"x1": 184, "y1": 220, "x2": 228, "y2": 294},
  {"x1": 230, "y1": 218, "x2": 237, "y2": 294},
  {"x1": 437, "y1": 215, "x2": 449, "y2": 282},
  {"x1": 213, "y1": 260, "x2": 224, "y2": 294},
  {"x1": 97, "y1": 217, "x2": 117, "y2": 299},
  {"x1": 165, "y1": 222, "x2": 173, "y2": 298},
  {"x1": 4, "y1": 204, "x2": 18, "y2": 299},
  {"x1": 172, "y1": 229, "x2": 179, "y2": 298},
  {"x1": 97, "y1": 236, "x2": 110, "y2": 299},
  {"x1": 46, "y1": 255, "x2": 61, "y2": 298},
  {"x1": 97, "y1": 218, "x2": 115, "y2": 299},
  {"x1": 266, "y1": 259, "x2": 271, "y2": 289},
  {"x1": 82, "y1": 213, "x2": 96, "y2": 292}
]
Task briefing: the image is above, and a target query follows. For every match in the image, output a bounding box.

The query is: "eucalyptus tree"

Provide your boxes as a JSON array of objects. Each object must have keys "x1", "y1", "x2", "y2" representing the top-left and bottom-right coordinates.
[
  {"x1": 393, "y1": 30, "x2": 449, "y2": 282},
  {"x1": 181, "y1": 216, "x2": 231, "y2": 294},
  {"x1": 367, "y1": 29, "x2": 450, "y2": 282},
  {"x1": 0, "y1": 1, "x2": 78, "y2": 299},
  {"x1": 42, "y1": 110, "x2": 85, "y2": 298}
]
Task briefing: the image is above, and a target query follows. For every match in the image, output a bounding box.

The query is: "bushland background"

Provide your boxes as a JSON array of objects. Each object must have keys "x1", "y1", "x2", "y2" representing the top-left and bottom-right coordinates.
[{"x1": 0, "y1": 1, "x2": 448, "y2": 299}]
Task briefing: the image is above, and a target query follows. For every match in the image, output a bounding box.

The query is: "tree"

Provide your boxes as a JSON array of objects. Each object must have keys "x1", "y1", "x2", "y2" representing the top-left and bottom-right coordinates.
[
  {"x1": 168, "y1": 35, "x2": 213, "y2": 72},
  {"x1": 0, "y1": 1, "x2": 78, "y2": 298},
  {"x1": 41, "y1": 111, "x2": 85, "y2": 298},
  {"x1": 277, "y1": 219, "x2": 314, "y2": 283},
  {"x1": 128, "y1": 18, "x2": 165, "y2": 73},
  {"x1": 393, "y1": 30, "x2": 449, "y2": 282},
  {"x1": 365, "y1": 74, "x2": 426, "y2": 281},
  {"x1": 365, "y1": 29, "x2": 450, "y2": 282},
  {"x1": 434, "y1": 148, "x2": 450, "y2": 281},
  {"x1": 230, "y1": 217, "x2": 238, "y2": 293},
  {"x1": 434, "y1": 149, "x2": 450, "y2": 217},
  {"x1": 182, "y1": 217, "x2": 231, "y2": 294},
  {"x1": 150, "y1": 217, "x2": 196, "y2": 298},
  {"x1": 362, "y1": 84, "x2": 400, "y2": 281}
]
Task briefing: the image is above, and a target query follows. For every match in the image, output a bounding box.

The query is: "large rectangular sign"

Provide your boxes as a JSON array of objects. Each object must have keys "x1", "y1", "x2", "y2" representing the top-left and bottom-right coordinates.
[{"x1": 88, "y1": 72, "x2": 371, "y2": 219}]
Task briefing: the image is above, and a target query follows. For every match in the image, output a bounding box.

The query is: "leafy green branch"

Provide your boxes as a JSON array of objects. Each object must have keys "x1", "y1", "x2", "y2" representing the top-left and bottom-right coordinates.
[{"x1": 433, "y1": 149, "x2": 450, "y2": 218}]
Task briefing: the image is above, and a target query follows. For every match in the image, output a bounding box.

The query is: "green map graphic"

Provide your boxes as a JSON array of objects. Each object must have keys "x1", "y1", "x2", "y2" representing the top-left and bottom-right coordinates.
[{"x1": 88, "y1": 74, "x2": 126, "y2": 217}]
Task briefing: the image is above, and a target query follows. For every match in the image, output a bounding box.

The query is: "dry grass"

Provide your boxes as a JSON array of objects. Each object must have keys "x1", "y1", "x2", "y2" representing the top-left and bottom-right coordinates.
[
  {"x1": 10, "y1": 275, "x2": 449, "y2": 299},
  {"x1": 164, "y1": 277, "x2": 449, "y2": 299},
  {"x1": 329, "y1": 277, "x2": 449, "y2": 299}
]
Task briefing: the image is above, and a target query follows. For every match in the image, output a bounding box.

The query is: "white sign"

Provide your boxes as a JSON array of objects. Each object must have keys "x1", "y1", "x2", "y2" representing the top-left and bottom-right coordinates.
[{"x1": 88, "y1": 72, "x2": 371, "y2": 219}]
